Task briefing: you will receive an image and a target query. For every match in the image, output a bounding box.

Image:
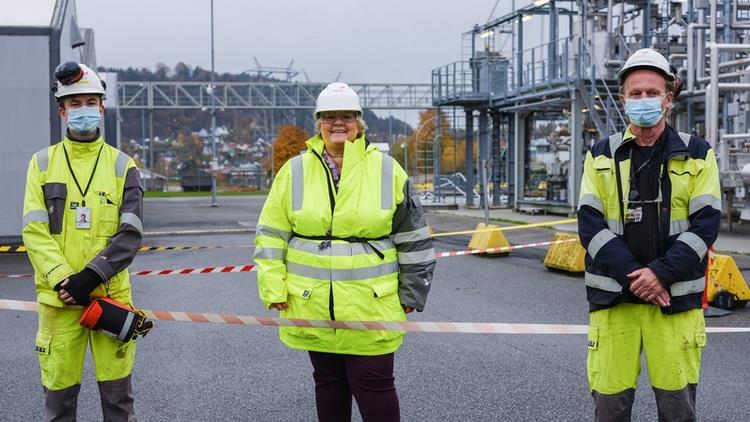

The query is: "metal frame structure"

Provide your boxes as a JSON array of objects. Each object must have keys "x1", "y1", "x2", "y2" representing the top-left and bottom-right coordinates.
[{"x1": 432, "y1": 0, "x2": 750, "y2": 220}]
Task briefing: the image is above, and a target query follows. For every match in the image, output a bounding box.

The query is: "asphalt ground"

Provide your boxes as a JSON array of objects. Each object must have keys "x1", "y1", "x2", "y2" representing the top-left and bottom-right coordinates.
[{"x1": 1, "y1": 196, "x2": 749, "y2": 421}]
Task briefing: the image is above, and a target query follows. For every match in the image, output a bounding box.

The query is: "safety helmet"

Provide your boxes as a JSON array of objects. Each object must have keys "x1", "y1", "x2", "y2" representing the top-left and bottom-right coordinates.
[
  {"x1": 617, "y1": 48, "x2": 675, "y2": 85},
  {"x1": 314, "y1": 82, "x2": 362, "y2": 117},
  {"x1": 52, "y1": 62, "x2": 106, "y2": 99}
]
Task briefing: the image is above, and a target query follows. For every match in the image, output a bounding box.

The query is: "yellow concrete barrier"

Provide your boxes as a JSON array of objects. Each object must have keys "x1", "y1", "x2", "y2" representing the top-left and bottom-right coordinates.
[
  {"x1": 467, "y1": 223, "x2": 510, "y2": 254},
  {"x1": 543, "y1": 232, "x2": 586, "y2": 273},
  {"x1": 706, "y1": 253, "x2": 750, "y2": 302}
]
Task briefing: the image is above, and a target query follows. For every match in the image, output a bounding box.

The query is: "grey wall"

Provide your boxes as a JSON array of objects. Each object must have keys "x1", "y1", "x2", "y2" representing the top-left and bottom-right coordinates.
[{"x1": 0, "y1": 35, "x2": 51, "y2": 240}]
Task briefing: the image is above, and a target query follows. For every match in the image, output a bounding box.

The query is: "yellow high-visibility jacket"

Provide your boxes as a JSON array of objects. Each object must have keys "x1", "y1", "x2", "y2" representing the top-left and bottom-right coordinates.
[
  {"x1": 255, "y1": 134, "x2": 435, "y2": 355},
  {"x1": 22, "y1": 136, "x2": 143, "y2": 307},
  {"x1": 577, "y1": 125, "x2": 721, "y2": 313}
]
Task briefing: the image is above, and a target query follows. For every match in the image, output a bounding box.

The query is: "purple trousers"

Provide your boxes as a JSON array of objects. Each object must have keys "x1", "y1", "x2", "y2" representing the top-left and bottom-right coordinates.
[{"x1": 308, "y1": 351, "x2": 400, "y2": 422}]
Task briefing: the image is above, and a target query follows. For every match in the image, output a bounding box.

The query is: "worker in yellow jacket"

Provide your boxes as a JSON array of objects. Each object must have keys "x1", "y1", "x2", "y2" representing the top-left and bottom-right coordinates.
[
  {"x1": 255, "y1": 82, "x2": 436, "y2": 422},
  {"x1": 22, "y1": 62, "x2": 144, "y2": 421}
]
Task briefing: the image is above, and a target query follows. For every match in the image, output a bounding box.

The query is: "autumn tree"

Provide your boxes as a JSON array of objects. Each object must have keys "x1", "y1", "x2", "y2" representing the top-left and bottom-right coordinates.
[
  {"x1": 272, "y1": 125, "x2": 309, "y2": 174},
  {"x1": 173, "y1": 132, "x2": 205, "y2": 175}
]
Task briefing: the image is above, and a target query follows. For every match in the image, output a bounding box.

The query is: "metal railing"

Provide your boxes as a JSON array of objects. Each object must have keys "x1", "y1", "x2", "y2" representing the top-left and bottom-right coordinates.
[{"x1": 118, "y1": 82, "x2": 432, "y2": 110}]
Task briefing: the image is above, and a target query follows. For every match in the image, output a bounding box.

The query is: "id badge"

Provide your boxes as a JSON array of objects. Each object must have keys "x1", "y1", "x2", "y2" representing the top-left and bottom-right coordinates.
[
  {"x1": 624, "y1": 206, "x2": 642, "y2": 224},
  {"x1": 76, "y1": 206, "x2": 91, "y2": 229}
]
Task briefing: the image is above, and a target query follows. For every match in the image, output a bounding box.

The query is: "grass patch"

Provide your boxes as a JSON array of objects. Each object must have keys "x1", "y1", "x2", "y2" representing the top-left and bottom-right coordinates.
[{"x1": 144, "y1": 190, "x2": 267, "y2": 198}]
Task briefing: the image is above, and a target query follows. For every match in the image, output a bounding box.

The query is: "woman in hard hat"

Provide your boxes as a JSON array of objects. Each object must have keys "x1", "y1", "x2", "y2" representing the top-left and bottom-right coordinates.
[{"x1": 255, "y1": 82, "x2": 435, "y2": 422}]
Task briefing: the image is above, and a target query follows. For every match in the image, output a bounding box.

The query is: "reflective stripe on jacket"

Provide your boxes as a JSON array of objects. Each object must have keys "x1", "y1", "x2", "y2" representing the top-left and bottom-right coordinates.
[
  {"x1": 22, "y1": 137, "x2": 143, "y2": 307},
  {"x1": 577, "y1": 125, "x2": 721, "y2": 313},
  {"x1": 255, "y1": 133, "x2": 435, "y2": 355}
]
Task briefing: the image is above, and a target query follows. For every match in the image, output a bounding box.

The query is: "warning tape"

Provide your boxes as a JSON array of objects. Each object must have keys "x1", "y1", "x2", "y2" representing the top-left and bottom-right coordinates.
[
  {"x1": 0, "y1": 238, "x2": 576, "y2": 279},
  {"x1": 431, "y1": 218, "x2": 578, "y2": 238},
  {"x1": 434, "y1": 238, "x2": 577, "y2": 257},
  {"x1": 1, "y1": 299, "x2": 748, "y2": 334},
  {"x1": 0, "y1": 220, "x2": 577, "y2": 254},
  {"x1": 0, "y1": 245, "x2": 26, "y2": 253}
]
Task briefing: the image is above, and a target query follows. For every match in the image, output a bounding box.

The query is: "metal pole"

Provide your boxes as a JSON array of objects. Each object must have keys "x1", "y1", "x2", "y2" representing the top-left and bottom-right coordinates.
[
  {"x1": 209, "y1": 0, "x2": 219, "y2": 207},
  {"x1": 481, "y1": 159, "x2": 490, "y2": 225},
  {"x1": 465, "y1": 110, "x2": 475, "y2": 207},
  {"x1": 148, "y1": 110, "x2": 154, "y2": 191}
]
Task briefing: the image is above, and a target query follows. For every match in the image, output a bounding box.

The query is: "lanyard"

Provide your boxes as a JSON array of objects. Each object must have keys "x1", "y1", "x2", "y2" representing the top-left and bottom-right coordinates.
[{"x1": 62, "y1": 143, "x2": 103, "y2": 207}]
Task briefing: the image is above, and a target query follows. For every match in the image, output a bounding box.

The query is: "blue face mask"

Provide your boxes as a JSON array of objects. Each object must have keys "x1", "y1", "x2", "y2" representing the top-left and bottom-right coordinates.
[
  {"x1": 624, "y1": 96, "x2": 665, "y2": 128},
  {"x1": 66, "y1": 106, "x2": 101, "y2": 134}
]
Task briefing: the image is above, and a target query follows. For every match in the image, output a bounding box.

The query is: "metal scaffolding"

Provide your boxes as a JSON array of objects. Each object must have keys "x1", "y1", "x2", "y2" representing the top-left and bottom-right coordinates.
[{"x1": 431, "y1": 0, "x2": 750, "y2": 222}]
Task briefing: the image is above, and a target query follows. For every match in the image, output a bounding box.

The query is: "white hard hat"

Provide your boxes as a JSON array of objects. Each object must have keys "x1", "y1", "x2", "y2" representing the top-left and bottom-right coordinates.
[
  {"x1": 52, "y1": 62, "x2": 106, "y2": 99},
  {"x1": 314, "y1": 82, "x2": 362, "y2": 117},
  {"x1": 617, "y1": 48, "x2": 674, "y2": 85}
]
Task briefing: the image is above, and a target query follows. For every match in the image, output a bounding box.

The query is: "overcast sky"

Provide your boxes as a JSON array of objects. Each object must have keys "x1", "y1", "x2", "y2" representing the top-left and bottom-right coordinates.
[{"x1": 76, "y1": 0, "x2": 538, "y2": 84}]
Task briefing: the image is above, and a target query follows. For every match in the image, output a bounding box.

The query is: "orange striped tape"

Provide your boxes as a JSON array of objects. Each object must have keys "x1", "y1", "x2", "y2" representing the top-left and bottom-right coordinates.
[{"x1": 1, "y1": 299, "x2": 748, "y2": 334}]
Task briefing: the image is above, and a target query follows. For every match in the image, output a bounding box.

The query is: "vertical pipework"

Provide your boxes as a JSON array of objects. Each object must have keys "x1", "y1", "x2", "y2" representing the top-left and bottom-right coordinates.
[
  {"x1": 465, "y1": 110, "x2": 475, "y2": 207},
  {"x1": 478, "y1": 111, "x2": 489, "y2": 209},
  {"x1": 548, "y1": 0, "x2": 558, "y2": 80},
  {"x1": 643, "y1": 0, "x2": 651, "y2": 48}
]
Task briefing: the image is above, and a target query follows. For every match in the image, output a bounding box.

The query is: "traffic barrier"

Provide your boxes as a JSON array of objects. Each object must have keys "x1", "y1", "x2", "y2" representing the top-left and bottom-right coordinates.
[
  {"x1": 467, "y1": 223, "x2": 510, "y2": 254},
  {"x1": 543, "y1": 232, "x2": 586, "y2": 273},
  {"x1": 0, "y1": 245, "x2": 26, "y2": 253},
  {"x1": 1, "y1": 299, "x2": 748, "y2": 334},
  {"x1": 706, "y1": 252, "x2": 750, "y2": 304},
  {"x1": 0, "y1": 239, "x2": 578, "y2": 279}
]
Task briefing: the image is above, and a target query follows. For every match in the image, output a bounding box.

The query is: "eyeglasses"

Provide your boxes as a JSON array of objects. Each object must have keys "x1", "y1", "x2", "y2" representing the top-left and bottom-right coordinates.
[{"x1": 321, "y1": 113, "x2": 356, "y2": 124}]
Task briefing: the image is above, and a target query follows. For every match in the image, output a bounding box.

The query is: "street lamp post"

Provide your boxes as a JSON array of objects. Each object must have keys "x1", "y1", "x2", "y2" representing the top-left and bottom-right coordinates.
[{"x1": 209, "y1": 0, "x2": 219, "y2": 207}]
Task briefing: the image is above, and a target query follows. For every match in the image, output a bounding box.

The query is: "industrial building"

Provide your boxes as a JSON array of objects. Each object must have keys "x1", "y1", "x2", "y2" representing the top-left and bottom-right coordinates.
[
  {"x1": 0, "y1": 0, "x2": 119, "y2": 241},
  {"x1": 432, "y1": 0, "x2": 750, "y2": 225}
]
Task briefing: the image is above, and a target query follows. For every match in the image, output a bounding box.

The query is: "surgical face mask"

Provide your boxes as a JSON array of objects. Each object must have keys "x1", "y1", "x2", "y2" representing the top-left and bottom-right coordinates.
[
  {"x1": 66, "y1": 106, "x2": 101, "y2": 134},
  {"x1": 624, "y1": 96, "x2": 665, "y2": 128}
]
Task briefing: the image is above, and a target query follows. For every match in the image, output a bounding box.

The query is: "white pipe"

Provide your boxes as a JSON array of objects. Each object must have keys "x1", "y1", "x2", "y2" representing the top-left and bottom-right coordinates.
[
  {"x1": 721, "y1": 133, "x2": 750, "y2": 140},
  {"x1": 687, "y1": 23, "x2": 695, "y2": 93},
  {"x1": 697, "y1": 71, "x2": 745, "y2": 83}
]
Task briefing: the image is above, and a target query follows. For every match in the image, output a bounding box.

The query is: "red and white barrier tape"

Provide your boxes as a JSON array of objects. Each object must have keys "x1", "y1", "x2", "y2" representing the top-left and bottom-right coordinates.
[
  {"x1": 1, "y1": 299, "x2": 748, "y2": 334},
  {"x1": 0, "y1": 239, "x2": 576, "y2": 279},
  {"x1": 434, "y1": 238, "x2": 576, "y2": 258}
]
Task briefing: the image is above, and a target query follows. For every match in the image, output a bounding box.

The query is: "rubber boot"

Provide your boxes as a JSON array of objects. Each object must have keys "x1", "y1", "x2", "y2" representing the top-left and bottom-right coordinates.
[
  {"x1": 44, "y1": 384, "x2": 81, "y2": 422},
  {"x1": 98, "y1": 375, "x2": 137, "y2": 422},
  {"x1": 592, "y1": 388, "x2": 635, "y2": 422}
]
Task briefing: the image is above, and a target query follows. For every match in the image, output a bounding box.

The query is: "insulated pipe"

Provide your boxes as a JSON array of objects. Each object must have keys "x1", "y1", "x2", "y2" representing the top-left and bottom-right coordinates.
[{"x1": 697, "y1": 71, "x2": 745, "y2": 83}]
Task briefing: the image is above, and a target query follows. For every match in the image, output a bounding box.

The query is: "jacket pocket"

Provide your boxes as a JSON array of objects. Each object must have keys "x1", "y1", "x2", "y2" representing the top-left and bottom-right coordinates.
[{"x1": 43, "y1": 183, "x2": 67, "y2": 235}]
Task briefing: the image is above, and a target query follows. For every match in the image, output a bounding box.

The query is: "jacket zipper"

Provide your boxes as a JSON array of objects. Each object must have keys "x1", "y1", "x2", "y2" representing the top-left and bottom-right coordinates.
[{"x1": 311, "y1": 149, "x2": 337, "y2": 321}]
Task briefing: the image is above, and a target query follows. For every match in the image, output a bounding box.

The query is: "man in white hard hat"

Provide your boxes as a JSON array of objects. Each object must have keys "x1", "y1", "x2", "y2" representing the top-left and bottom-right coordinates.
[
  {"x1": 255, "y1": 82, "x2": 434, "y2": 421},
  {"x1": 22, "y1": 62, "x2": 145, "y2": 421},
  {"x1": 577, "y1": 48, "x2": 721, "y2": 421}
]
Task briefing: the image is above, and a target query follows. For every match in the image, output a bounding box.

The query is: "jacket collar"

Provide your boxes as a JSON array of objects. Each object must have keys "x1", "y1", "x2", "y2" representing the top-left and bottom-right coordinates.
[
  {"x1": 614, "y1": 124, "x2": 689, "y2": 161},
  {"x1": 306, "y1": 132, "x2": 373, "y2": 164}
]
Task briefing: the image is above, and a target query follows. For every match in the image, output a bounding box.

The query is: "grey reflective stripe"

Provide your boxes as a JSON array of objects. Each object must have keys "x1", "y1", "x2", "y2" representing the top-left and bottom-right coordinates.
[
  {"x1": 253, "y1": 247, "x2": 286, "y2": 260},
  {"x1": 286, "y1": 260, "x2": 399, "y2": 281},
  {"x1": 578, "y1": 193, "x2": 604, "y2": 213},
  {"x1": 118, "y1": 311, "x2": 135, "y2": 341},
  {"x1": 608, "y1": 133, "x2": 624, "y2": 154},
  {"x1": 115, "y1": 152, "x2": 129, "y2": 177},
  {"x1": 670, "y1": 277, "x2": 705, "y2": 296},
  {"x1": 119, "y1": 212, "x2": 143, "y2": 234},
  {"x1": 677, "y1": 232, "x2": 708, "y2": 260},
  {"x1": 678, "y1": 132, "x2": 692, "y2": 147},
  {"x1": 23, "y1": 210, "x2": 49, "y2": 226},
  {"x1": 588, "y1": 229, "x2": 616, "y2": 260},
  {"x1": 689, "y1": 194, "x2": 721, "y2": 214},
  {"x1": 256, "y1": 225, "x2": 292, "y2": 242},
  {"x1": 397, "y1": 248, "x2": 436, "y2": 265},
  {"x1": 36, "y1": 147, "x2": 50, "y2": 172},
  {"x1": 394, "y1": 226, "x2": 431, "y2": 244},
  {"x1": 291, "y1": 155, "x2": 304, "y2": 211},
  {"x1": 669, "y1": 219, "x2": 690, "y2": 235},
  {"x1": 584, "y1": 272, "x2": 623, "y2": 293},
  {"x1": 289, "y1": 237, "x2": 395, "y2": 256},
  {"x1": 381, "y1": 155, "x2": 393, "y2": 209},
  {"x1": 606, "y1": 219, "x2": 623, "y2": 235}
]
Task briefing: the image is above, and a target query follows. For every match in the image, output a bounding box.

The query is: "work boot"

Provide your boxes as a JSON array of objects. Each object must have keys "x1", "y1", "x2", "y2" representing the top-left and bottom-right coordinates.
[
  {"x1": 592, "y1": 388, "x2": 635, "y2": 422},
  {"x1": 98, "y1": 375, "x2": 137, "y2": 422},
  {"x1": 44, "y1": 384, "x2": 81, "y2": 422},
  {"x1": 653, "y1": 384, "x2": 697, "y2": 422}
]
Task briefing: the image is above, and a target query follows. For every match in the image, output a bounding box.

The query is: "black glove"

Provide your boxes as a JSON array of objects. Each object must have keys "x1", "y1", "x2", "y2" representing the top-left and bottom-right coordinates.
[{"x1": 61, "y1": 268, "x2": 103, "y2": 306}]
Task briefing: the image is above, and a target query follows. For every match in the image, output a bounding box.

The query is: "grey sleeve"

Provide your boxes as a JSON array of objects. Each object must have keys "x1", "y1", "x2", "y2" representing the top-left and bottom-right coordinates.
[
  {"x1": 86, "y1": 167, "x2": 144, "y2": 281},
  {"x1": 391, "y1": 181, "x2": 435, "y2": 312}
]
